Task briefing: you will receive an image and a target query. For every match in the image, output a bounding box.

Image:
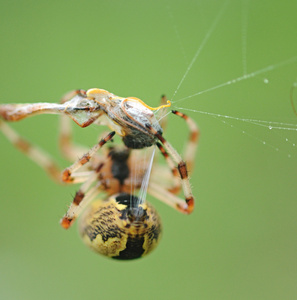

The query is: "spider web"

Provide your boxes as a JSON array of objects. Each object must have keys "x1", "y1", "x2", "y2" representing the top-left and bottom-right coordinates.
[{"x1": 162, "y1": 0, "x2": 297, "y2": 159}]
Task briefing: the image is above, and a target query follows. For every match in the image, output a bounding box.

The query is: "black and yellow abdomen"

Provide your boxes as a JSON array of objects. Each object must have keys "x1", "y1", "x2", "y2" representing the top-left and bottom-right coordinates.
[{"x1": 79, "y1": 193, "x2": 162, "y2": 260}]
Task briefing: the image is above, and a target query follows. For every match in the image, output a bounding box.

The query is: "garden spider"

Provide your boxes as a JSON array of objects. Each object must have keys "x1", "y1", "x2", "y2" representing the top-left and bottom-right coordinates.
[
  {"x1": 0, "y1": 91, "x2": 199, "y2": 259},
  {"x1": 0, "y1": 88, "x2": 198, "y2": 213}
]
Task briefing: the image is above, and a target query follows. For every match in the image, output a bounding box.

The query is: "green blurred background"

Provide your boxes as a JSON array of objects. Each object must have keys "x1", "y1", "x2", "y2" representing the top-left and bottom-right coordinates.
[{"x1": 0, "y1": 0, "x2": 296, "y2": 299}]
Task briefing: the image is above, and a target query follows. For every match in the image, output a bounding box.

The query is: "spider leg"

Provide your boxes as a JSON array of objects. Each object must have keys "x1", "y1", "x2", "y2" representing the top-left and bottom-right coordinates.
[
  {"x1": 0, "y1": 119, "x2": 95, "y2": 184},
  {"x1": 145, "y1": 124, "x2": 194, "y2": 214},
  {"x1": 61, "y1": 131, "x2": 115, "y2": 183},
  {"x1": 155, "y1": 142, "x2": 181, "y2": 194},
  {"x1": 148, "y1": 181, "x2": 188, "y2": 213},
  {"x1": 0, "y1": 119, "x2": 61, "y2": 182},
  {"x1": 61, "y1": 179, "x2": 103, "y2": 229},
  {"x1": 151, "y1": 110, "x2": 198, "y2": 213},
  {"x1": 0, "y1": 89, "x2": 102, "y2": 128},
  {"x1": 59, "y1": 114, "x2": 91, "y2": 161},
  {"x1": 61, "y1": 162, "x2": 106, "y2": 229},
  {"x1": 58, "y1": 89, "x2": 92, "y2": 161},
  {"x1": 172, "y1": 110, "x2": 200, "y2": 172},
  {"x1": 0, "y1": 102, "x2": 68, "y2": 122}
]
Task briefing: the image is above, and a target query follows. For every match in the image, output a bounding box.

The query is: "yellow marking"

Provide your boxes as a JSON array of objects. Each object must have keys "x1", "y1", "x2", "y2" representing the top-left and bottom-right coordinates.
[
  {"x1": 86, "y1": 88, "x2": 110, "y2": 97},
  {"x1": 115, "y1": 202, "x2": 127, "y2": 210},
  {"x1": 86, "y1": 88, "x2": 171, "y2": 110},
  {"x1": 126, "y1": 97, "x2": 171, "y2": 111}
]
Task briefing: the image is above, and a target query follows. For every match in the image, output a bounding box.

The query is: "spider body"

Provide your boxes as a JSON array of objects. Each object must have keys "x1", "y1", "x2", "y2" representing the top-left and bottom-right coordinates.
[
  {"x1": 79, "y1": 193, "x2": 161, "y2": 260},
  {"x1": 0, "y1": 89, "x2": 198, "y2": 214},
  {"x1": 72, "y1": 145, "x2": 162, "y2": 259},
  {"x1": 0, "y1": 89, "x2": 199, "y2": 259},
  {"x1": 0, "y1": 88, "x2": 165, "y2": 149}
]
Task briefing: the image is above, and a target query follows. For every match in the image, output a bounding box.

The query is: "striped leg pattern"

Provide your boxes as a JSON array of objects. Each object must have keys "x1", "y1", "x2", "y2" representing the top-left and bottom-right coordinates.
[
  {"x1": 60, "y1": 172, "x2": 99, "y2": 229},
  {"x1": 0, "y1": 119, "x2": 98, "y2": 184},
  {"x1": 0, "y1": 119, "x2": 61, "y2": 182},
  {"x1": 146, "y1": 124, "x2": 194, "y2": 214},
  {"x1": 146, "y1": 110, "x2": 199, "y2": 214},
  {"x1": 60, "y1": 161, "x2": 107, "y2": 229},
  {"x1": 171, "y1": 110, "x2": 200, "y2": 172},
  {"x1": 155, "y1": 142, "x2": 181, "y2": 194},
  {"x1": 61, "y1": 131, "x2": 115, "y2": 183}
]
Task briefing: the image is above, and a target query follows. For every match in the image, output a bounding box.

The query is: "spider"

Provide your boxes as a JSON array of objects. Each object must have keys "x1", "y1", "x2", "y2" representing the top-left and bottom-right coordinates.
[
  {"x1": 0, "y1": 88, "x2": 198, "y2": 213},
  {"x1": 0, "y1": 91, "x2": 199, "y2": 259}
]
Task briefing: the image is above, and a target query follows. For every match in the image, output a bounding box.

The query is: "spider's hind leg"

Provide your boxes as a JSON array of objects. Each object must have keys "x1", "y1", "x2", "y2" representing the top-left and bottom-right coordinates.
[{"x1": 61, "y1": 131, "x2": 115, "y2": 183}]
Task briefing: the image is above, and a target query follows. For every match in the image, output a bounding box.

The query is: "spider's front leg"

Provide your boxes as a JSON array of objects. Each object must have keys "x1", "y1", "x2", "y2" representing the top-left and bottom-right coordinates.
[
  {"x1": 154, "y1": 133, "x2": 194, "y2": 213},
  {"x1": 146, "y1": 111, "x2": 198, "y2": 214},
  {"x1": 0, "y1": 102, "x2": 65, "y2": 122},
  {"x1": 0, "y1": 90, "x2": 102, "y2": 127},
  {"x1": 61, "y1": 131, "x2": 115, "y2": 183},
  {"x1": 60, "y1": 132, "x2": 115, "y2": 228},
  {"x1": 171, "y1": 110, "x2": 199, "y2": 173},
  {"x1": 0, "y1": 91, "x2": 105, "y2": 182}
]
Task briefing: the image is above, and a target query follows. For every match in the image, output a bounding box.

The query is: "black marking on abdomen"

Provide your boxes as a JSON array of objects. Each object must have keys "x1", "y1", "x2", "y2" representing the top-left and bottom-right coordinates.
[
  {"x1": 115, "y1": 193, "x2": 140, "y2": 208},
  {"x1": 112, "y1": 235, "x2": 145, "y2": 260}
]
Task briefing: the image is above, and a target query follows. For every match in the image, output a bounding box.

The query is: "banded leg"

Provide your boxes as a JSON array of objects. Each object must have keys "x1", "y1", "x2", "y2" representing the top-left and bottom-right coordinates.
[
  {"x1": 61, "y1": 181, "x2": 102, "y2": 229},
  {"x1": 61, "y1": 131, "x2": 115, "y2": 183},
  {"x1": 172, "y1": 110, "x2": 199, "y2": 172},
  {"x1": 61, "y1": 161, "x2": 107, "y2": 229},
  {"x1": 153, "y1": 110, "x2": 199, "y2": 212},
  {"x1": 0, "y1": 119, "x2": 61, "y2": 182},
  {"x1": 0, "y1": 119, "x2": 95, "y2": 184},
  {"x1": 146, "y1": 124, "x2": 194, "y2": 214},
  {"x1": 155, "y1": 142, "x2": 181, "y2": 194},
  {"x1": 148, "y1": 182, "x2": 189, "y2": 214}
]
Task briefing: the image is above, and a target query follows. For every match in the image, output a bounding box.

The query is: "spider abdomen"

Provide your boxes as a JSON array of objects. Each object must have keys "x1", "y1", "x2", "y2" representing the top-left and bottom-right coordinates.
[{"x1": 79, "y1": 194, "x2": 162, "y2": 260}]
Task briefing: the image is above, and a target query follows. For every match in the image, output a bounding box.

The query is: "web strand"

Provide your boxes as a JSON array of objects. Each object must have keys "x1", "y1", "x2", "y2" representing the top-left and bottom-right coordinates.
[
  {"x1": 166, "y1": 4, "x2": 188, "y2": 66},
  {"x1": 173, "y1": 56, "x2": 297, "y2": 104},
  {"x1": 174, "y1": 107, "x2": 297, "y2": 131},
  {"x1": 171, "y1": 0, "x2": 230, "y2": 100}
]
